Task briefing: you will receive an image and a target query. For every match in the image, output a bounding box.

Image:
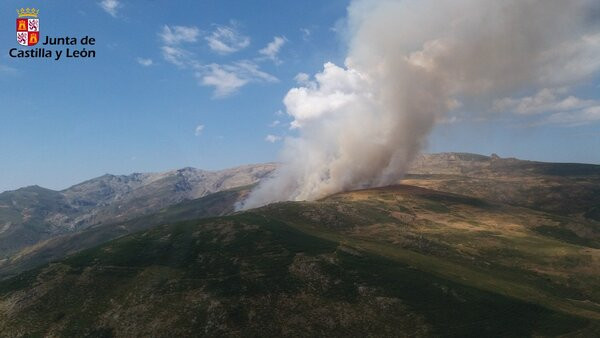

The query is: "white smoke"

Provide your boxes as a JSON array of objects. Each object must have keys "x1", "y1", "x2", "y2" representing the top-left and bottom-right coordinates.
[{"x1": 240, "y1": 0, "x2": 600, "y2": 209}]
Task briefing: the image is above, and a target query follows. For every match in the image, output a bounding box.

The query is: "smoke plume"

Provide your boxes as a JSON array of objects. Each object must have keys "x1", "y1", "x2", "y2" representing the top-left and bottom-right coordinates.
[{"x1": 240, "y1": 0, "x2": 600, "y2": 209}]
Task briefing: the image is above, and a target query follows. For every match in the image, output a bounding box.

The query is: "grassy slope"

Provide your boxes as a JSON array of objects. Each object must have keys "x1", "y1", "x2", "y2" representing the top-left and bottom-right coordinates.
[
  {"x1": 263, "y1": 186, "x2": 600, "y2": 319},
  {"x1": 405, "y1": 156, "x2": 600, "y2": 220},
  {"x1": 0, "y1": 185, "x2": 598, "y2": 337}
]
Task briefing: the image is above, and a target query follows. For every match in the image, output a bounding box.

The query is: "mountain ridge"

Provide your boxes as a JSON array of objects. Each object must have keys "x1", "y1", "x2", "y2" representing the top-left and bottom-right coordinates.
[{"x1": 0, "y1": 163, "x2": 277, "y2": 258}]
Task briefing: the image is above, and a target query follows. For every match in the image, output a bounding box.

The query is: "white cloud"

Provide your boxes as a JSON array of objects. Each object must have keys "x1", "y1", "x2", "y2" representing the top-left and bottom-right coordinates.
[
  {"x1": 199, "y1": 64, "x2": 249, "y2": 97},
  {"x1": 233, "y1": 60, "x2": 278, "y2": 82},
  {"x1": 156, "y1": 25, "x2": 275, "y2": 97},
  {"x1": 538, "y1": 33, "x2": 600, "y2": 86},
  {"x1": 545, "y1": 106, "x2": 600, "y2": 126},
  {"x1": 196, "y1": 61, "x2": 278, "y2": 97},
  {"x1": 265, "y1": 134, "x2": 282, "y2": 143},
  {"x1": 493, "y1": 88, "x2": 597, "y2": 115},
  {"x1": 161, "y1": 46, "x2": 192, "y2": 67},
  {"x1": 294, "y1": 73, "x2": 311, "y2": 86},
  {"x1": 195, "y1": 124, "x2": 205, "y2": 136},
  {"x1": 284, "y1": 62, "x2": 371, "y2": 128},
  {"x1": 136, "y1": 58, "x2": 153, "y2": 67},
  {"x1": 99, "y1": 0, "x2": 120, "y2": 17},
  {"x1": 159, "y1": 25, "x2": 200, "y2": 45},
  {"x1": 269, "y1": 120, "x2": 281, "y2": 127},
  {"x1": 494, "y1": 88, "x2": 600, "y2": 126},
  {"x1": 259, "y1": 36, "x2": 286, "y2": 63},
  {"x1": 205, "y1": 24, "x2": 250, "y2": 54},
  {"x1": 300, "y1": 28, "x2": 311, "y2": 41},
  {"x1": 158, "y1": 26, "x2": 200, "y2": 66}
]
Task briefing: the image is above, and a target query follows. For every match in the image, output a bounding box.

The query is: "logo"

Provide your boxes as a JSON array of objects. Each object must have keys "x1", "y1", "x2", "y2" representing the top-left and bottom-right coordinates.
[
  {"x1": 16, "y1": 8, "x2": 40, "y2": 46},
  {"x1": 8, "y1": 8, "x2": 97, "y2": 61}
]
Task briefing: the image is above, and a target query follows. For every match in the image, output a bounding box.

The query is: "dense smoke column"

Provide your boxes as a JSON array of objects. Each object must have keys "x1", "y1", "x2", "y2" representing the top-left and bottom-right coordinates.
[{"x1": 240, "y1": 0, "x2": 600, "y2": 210}]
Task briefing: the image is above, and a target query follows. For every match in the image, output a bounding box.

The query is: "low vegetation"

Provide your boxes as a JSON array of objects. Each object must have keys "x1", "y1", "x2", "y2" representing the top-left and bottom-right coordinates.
[{"x1": 1, "y1": 184, "x2": 598, "y2": 336}]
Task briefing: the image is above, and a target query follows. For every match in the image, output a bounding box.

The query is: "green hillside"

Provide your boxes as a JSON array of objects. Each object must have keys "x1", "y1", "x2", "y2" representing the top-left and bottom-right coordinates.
[{"x1": 1, "y1": 185, "x2": 598, "y2": 337}]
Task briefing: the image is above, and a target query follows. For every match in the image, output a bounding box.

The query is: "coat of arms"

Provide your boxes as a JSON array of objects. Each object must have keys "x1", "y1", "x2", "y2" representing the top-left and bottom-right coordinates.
[{"x1": 16, "y1": 8, "x2": 40, "y2": 46}]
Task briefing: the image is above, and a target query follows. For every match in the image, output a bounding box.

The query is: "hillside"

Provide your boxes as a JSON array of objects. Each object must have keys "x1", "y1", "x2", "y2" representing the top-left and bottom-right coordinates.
[
  {"x1": 0, "y1": 164, "x2": 276, "y2": 258},
  {"x1": 1, "y1": 185, "x2": 598, "y2": 336},
  {"x1": 2, "y1": 153, "x2": 599, "y2": 281},
  {"x1": 406, "y1": 153, "x2": 600, "y2": 219},
  {"x1": 0, "y1": 186, "x2": 250, "y2": 280}
]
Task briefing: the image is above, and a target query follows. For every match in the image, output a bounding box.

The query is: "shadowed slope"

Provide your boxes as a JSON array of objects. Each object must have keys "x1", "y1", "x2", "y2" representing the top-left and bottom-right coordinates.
[
  {"x1": 0, "y1": 185, "x2": 598, "y2": 336},
  {"x1": 0, "y1": 186, "x2": 250, "y2": 280}
]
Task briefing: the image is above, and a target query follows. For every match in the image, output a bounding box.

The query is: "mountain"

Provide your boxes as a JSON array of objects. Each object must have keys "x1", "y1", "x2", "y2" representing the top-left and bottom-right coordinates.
[
  {"x1": 2, "y1": 152, "x2": 600, "y2": 282},
  {"x1": 1, "y1": 153, "x2": 599, "y2": 336},
  {"x1": 0, "y1": 164, "x2": 276, "y2": 258},
  {"x1": 407, "y1": 152, "x2": 600, "y2": 219},
  {"x1": 0, "y1": 184, "x2": 598, "y2": 336},
  {"x1": 0, "y1": 186, "x2": 250, "y2": 280},
  {"x1": 0, "y1": 186, "x2": 75, "y2": 256}
]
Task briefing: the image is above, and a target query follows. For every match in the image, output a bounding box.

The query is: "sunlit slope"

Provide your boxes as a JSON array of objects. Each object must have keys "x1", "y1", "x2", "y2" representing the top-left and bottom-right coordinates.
[
  {"x1": 406, "y1": 153, "x2": 600, "y2": 220},
  {"x1": 1, "y1": 185, "x2": 598, "y2": 336},
  {"x1": 278, "y1": 185, "x2": 600, "y2": 319}
]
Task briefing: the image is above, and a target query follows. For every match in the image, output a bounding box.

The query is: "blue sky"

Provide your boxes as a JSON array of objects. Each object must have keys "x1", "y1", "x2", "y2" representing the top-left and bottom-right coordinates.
[{"x1": 1, "y1": 0, "x2": 599, "y2": 193}]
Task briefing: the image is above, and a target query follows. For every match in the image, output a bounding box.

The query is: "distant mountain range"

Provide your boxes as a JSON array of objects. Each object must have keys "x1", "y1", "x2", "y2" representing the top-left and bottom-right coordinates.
[{"x1": 0, "y1": 164, "x2": 276, "y2": 258}]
